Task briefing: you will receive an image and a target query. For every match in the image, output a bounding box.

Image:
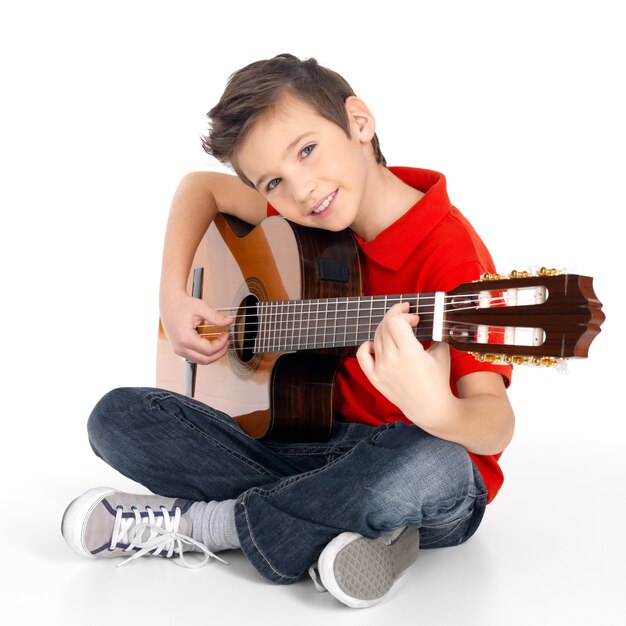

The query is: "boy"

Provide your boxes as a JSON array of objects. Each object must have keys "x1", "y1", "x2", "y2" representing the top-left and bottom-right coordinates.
[{"x1": 62, "y1": 53, "x2": 514, "y2": 609}]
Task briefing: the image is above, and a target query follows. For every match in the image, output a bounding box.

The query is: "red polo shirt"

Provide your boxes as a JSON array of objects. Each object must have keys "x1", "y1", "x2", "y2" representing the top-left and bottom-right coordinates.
[{"x1": 269, "y1": 167, "x2": 512, "y2": 502}]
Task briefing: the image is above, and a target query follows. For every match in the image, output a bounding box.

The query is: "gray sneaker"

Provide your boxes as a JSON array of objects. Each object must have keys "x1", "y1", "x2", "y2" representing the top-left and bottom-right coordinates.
[
  {"x1": 61, "y1": 487, "x2": 226, "y2": 568},
  {"x1": 309, "y1": 527, "x2": 419, "y2": 608}
]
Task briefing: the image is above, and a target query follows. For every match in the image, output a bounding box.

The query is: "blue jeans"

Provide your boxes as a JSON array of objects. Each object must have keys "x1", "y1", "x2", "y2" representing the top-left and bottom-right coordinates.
[{"x1": 87, "y1": 387, "x2": 488, "y2": 584}]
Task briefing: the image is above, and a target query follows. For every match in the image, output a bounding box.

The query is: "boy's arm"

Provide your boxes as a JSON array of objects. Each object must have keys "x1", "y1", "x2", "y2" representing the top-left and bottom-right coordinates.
[
  {"x1": 159, "y1": 171, "x2": 267, "y2": 364},
  {"x1": 356, "y1": 303, "x2": 515, "y2": 455}
]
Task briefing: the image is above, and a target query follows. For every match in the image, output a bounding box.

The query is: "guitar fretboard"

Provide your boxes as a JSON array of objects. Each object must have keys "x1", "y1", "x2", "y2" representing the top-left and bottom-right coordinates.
[{"x1": 254, "y1": 293, "x2": 442, "y2": 354}]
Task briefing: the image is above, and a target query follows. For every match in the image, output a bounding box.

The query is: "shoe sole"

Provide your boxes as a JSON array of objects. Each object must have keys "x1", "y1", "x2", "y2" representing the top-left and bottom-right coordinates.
[
  {"x1": 61, "y1": 486, "x2": 115, "y2": 558},
  {"x1": 317, "y1": 527, "x2": 419, "y2": 608}
]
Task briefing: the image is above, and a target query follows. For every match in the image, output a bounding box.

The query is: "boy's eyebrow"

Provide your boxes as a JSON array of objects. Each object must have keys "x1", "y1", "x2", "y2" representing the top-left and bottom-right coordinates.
[{"x1": 255, "y1": 132, "x2": 313, "y2": 189}]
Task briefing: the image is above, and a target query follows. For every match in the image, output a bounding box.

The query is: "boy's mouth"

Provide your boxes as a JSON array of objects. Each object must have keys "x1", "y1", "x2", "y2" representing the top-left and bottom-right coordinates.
[{"x1": 309, "y1": 190, "x2": 337, "y2": 216}]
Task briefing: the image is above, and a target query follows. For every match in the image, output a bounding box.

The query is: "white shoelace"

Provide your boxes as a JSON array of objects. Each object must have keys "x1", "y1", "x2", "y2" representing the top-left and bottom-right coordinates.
[
  {"x1": 111, "y1": 505, "x2": 228, "y2": 568},
  {"x1": 308, "y1": 563, "x2": 327, "y2": 593}
]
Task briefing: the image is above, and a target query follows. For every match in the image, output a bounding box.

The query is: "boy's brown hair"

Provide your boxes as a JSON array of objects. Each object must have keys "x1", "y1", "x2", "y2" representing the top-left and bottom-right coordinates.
[{"x1": 202, "y1": 53, "x2": 386, "y2": 187}]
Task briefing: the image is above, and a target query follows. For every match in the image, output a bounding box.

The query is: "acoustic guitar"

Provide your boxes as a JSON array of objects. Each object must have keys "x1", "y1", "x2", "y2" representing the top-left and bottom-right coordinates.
[{"x1": 156, "y1": 213, "x2": 604, "y2": 441}]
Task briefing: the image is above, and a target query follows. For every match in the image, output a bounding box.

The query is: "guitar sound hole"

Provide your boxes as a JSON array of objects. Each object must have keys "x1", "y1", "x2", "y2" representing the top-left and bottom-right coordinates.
[{"x1": 233, "y1": 295, "x2": 259, "y2": 363}]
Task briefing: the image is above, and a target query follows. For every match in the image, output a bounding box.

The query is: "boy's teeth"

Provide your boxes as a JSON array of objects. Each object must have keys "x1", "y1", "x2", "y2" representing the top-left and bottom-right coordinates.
[{"x1": 313, "y1": 192, "x2": 334, "y2": 213}]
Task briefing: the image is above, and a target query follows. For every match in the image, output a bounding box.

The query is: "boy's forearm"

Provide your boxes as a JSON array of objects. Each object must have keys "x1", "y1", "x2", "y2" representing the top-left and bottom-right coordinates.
[
  {"x1": 159, "y1": 172, "x2": 218, "y2": 301},
  {"x1": 410, "y1": 391, "x2": 515, "y2": 456}
]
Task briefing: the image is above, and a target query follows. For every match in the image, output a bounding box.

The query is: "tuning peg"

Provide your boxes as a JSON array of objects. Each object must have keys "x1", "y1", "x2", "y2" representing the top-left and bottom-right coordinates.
[
  {"x1": 478, "y1": 272, "x2": 502, "y2": 281},
  {"x1": 507, "y1": 269, "x2": 531, "y2": 279},
  {"x1": 524, "y1": 265, "x2": 562, "y2": 277},
  {"x1": 536, "y1": 267, "x2": 561, "y2": 277},
  {"x1": 470, "y1": 352, "x2": 569, "y2": 371},
  {"x1": 478, "y1": 268, "x2": 566, "y2": 281}
]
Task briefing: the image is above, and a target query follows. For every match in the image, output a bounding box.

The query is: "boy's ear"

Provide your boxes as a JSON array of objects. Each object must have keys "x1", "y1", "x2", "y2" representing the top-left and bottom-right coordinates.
[{"x1": 344, "y1": 96, "x2": 376, "y2": 143}]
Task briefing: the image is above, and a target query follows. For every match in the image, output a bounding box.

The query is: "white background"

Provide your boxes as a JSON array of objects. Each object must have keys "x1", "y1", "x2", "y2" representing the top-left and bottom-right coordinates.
[{"x1": 1, "y1": 1, "x2": 623, "y2": 624}]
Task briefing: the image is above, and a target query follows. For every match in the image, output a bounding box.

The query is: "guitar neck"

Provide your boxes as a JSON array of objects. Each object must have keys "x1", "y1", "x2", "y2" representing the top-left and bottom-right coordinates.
[
  {"x1": 254, "y1": 293, "x2": 438, "y2": 353},
  {"x1": 203, "y1": 271, "x2": 602, "y2": 362}
]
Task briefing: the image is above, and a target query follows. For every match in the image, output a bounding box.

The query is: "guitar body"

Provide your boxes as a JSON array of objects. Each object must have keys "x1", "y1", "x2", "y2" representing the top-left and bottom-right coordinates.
[{"x1": 156, "y1": 213, "x2": 364, "y2": 441}]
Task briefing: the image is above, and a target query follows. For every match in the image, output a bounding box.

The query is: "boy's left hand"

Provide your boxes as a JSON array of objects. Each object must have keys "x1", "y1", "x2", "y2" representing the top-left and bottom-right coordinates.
[{"x1": 356, "y1": 302, "x2": 454, "y2": 428}]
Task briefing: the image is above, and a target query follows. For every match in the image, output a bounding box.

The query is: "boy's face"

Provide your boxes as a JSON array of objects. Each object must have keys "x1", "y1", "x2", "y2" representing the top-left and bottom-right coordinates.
[{"x1": 235, "y1": 93, "x2": 376, "y2": 232}]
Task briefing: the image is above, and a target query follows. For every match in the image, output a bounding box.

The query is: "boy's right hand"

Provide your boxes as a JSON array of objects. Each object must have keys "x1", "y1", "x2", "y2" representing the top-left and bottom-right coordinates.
[{"x1": 160, "y1": 292, "x2": 234, "y2": 365}]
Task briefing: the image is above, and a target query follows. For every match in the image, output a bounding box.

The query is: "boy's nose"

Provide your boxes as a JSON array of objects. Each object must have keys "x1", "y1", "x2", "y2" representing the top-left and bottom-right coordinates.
[{"x1": 292, "y1": 176, "x2": 317, "y2": 205}]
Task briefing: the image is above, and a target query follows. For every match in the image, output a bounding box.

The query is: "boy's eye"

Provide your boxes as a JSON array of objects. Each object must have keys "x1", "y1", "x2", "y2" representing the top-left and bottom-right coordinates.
[
  {"x1": 266, "y1": 178, "x2": 281, "y2": 192},
  {"x1": 300, "y1": 144, "x2": 316, "y2": 158}
]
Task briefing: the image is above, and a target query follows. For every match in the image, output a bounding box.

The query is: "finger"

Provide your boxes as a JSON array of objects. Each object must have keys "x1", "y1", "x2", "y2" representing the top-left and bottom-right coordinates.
[
  {"x1": 183, "y1": 343, "x2": 228, "y2": 365},
  {"x1": 428, "y1": 341, "x2": 450, "y2": 365},
  {"x1": 183, "y1": 333, "x2": 230, "y2": 364},
  {"x1": 374, "y1": 304, "x2": 411, "y2": 355},
  {"x1": 383, "y1": 301, "x2": 410, "y2": 319},
  {"x1": 185, "y1": 324, "x2": 229, "y2": 355},
  {"x1": 373, "y1": 318, "x2": 386, "y2": 358},
  {"x1": 384, "y1": 302, "x2": 418, "y2": 331},
  {"x1": 194, "y1": 300, "x2": 234, "y2": 327},
  {"x1": 356, "y1": 341, "x2": 375, "y2": 378},
  {"x1": 385, "y1": 311, "x2": 422, "y2": 351}
]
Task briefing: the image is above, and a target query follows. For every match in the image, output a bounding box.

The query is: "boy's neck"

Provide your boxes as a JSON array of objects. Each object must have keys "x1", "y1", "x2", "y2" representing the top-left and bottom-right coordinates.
[{"x1": 350, "y1": 166, "x2": 424, "y2": 242}]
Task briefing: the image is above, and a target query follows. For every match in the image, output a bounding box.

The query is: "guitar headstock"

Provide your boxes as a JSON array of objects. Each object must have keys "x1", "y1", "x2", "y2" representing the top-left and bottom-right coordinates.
[{"x1": 443, "y1": 269, "x2": 605, "y2": 366}]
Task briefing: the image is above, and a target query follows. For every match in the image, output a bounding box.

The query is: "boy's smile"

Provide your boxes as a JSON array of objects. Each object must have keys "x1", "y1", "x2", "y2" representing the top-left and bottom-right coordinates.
[{"x1": 309, "y1": 190, "x2": 337, "y2": 217}]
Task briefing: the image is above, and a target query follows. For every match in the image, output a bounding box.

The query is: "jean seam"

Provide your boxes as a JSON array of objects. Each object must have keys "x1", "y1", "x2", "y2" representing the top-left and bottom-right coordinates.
[
  {"x1": 421, "y1": 506, "x2": 473, "y2": 531},
  {"x1": 146, "y1": 391, "x2": 250, "y2": 434},
  {"x1": 239, "y1": 498, "x2": 299, "y2": 583},
  {"x1": 245, "y1": 445, "x2": 357, "y2": 498},
  {"x1": 419, "y1": 508, "x2": 474, "y2": 548},
  {"x1": 369, "y1": 422, "x2": 396, "y2": 445},
  {"x1": 262, "y1": 422, "x2": 367, "y2": 458},
  {"x1": 263, "y1": 444, "x2": 343, "y2": 458},
  {"x1": 146, "y1": 392, "x2": 273, "y2": 477}
]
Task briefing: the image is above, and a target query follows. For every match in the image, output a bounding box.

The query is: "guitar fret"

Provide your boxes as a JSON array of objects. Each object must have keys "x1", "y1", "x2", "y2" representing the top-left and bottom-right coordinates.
[
  {"x1": 335, "y1": 298, "x2": 344, "y2": 347},
  {"x1": 273, "y1": 301, "x2": 280, "y2": 351},
  {"x1": 309, "y1": 300, "x2": 319, "y2": 348},
  {"x1": 322, "y1": 298, "x2": 331, "y2": 348},
  {"x1": 287, "y1": 301, "x2": 293, "y2": 351},
  {"x1": 345, "y1": 297, "x2": 356, "y2": 347},
  {"x1": 254, "y1": 301, "x2": 261, "y2": 353},
  {"x1": 304, "y1": 300, "x2": 311, "y2": 350},
  {"x1": 276, "y1": 302, "x2": 283, "y2": 352},
  {"x1": 332, "y1": 297, "x2": 339, "y2": 348},
  {"x1": 263, "y1": 301, "x2": 269, "y2": 353},
  {"x1": 295, "y1": 301, "x2": 302, "y2": 350},
  {"x1": 286, "y1": 301, "x2": 292, "y2": 351},
  {"x1": 265, "y1": 301, "x2": 271, "y2": 351},
  {"x1": 370, "y1": 295, "x2": 383, "y2": 339},
  {"x1": 355, "y1": 296, "x2": 367, "y2": 344},
  {"x1": 415, "y1": 292, "x2": 434, "y2": 342},
  {"x1": 265, "y1": 302, "x2": 276, "y2": 352},
  {"x1": 254, "y1": 291, "x2": 443, "y2": 354},
  {"x1": 288, "y1": 300, "x2": 295, "y2": 351}
]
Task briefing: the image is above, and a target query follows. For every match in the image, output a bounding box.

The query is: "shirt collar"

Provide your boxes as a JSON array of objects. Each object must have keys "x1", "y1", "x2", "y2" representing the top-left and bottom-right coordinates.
[{"x1": 354, "y1": 167, "x2": 452, "y2": 271}]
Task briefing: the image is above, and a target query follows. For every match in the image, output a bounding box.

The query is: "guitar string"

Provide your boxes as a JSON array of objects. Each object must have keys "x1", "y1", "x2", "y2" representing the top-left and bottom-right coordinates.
[
  {"x1": 196, "y1": 320, "x2": 516, "y2": 347},
  {"x1": 215, "y1": 322, "x2": 518, "y2": 355},
  {"x1": 199, "y1": 296, "x2": 509, "y2": 326},
  {"x1": 198, "y1": 304, "x2": 505, "y2": 342},
  {"x1": 195, "y1": 298, "x2": 509, "y2": 341},
  {"x1": 196, "y1": 317, "x2": 501, "y2": 340},
  {"x1": 207, "y1": 292, "x2": 510, "y2": 316}
]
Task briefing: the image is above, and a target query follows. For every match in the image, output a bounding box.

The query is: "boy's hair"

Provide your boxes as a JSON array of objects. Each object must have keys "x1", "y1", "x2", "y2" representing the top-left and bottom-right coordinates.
[{"x1": 202, "y1": 53, "x2": 386, "y2": 187}]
